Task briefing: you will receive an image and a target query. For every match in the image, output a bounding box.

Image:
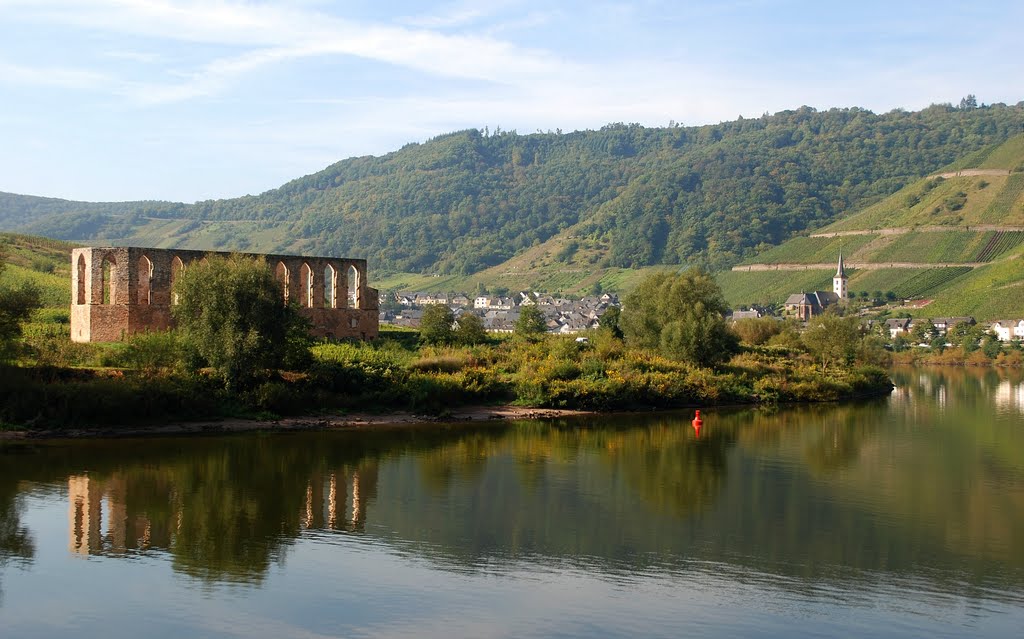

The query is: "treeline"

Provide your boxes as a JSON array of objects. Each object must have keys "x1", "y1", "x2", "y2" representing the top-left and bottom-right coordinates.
[{"x1": 7, "y1": 102, "x2": 1024, "y2": 273}]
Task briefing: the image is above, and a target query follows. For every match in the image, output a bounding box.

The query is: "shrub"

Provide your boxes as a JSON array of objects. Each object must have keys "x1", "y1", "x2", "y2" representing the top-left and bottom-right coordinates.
[{"x1": 119, "y1": 331, "x2": 180, "y2": 376}]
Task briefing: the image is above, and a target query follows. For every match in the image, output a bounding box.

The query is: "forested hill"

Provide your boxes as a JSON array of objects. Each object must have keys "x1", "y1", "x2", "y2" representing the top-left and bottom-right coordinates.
[{"x1": 5, "y1": 102, "x2": 1024, "y2": 274}]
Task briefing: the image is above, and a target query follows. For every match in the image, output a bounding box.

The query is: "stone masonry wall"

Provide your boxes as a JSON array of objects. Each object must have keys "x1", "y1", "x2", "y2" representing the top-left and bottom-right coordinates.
[{"x1": 71, "y1": 247, "x2": 379, "y2": 343}]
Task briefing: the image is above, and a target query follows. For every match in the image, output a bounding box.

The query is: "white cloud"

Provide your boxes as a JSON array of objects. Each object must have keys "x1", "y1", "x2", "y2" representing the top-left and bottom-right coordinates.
[
  {"x1": 2, "y1": 0, "x2": 576, "y2": 105},
  {"x1": 0, "y1": 58, "x2": 111, "y2": 90}
]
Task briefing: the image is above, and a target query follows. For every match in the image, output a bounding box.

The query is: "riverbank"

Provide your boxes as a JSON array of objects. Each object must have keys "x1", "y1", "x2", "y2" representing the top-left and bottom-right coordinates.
[{"x1": 0, "y1": 405, "x2": 596, "y2": 440}]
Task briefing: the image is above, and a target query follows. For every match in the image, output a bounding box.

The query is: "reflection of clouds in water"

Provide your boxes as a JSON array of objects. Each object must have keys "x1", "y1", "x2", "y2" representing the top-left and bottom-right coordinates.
[{"x1": 995, "y1": 380, "x2": 1024, "y2": 415}]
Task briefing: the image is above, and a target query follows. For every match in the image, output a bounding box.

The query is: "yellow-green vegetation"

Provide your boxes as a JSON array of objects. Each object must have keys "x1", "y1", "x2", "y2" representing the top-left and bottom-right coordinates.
[
  {"x1": 819, "y1": 134, "x2": 1024, "y2": 233},
  {"x1": 978, "y1": 134, "x2": 1024, "y2": 170},
  {"x1": 844, "y1": 267, "x2": 974, "y2": 299},
  {"x1": 824, "y1": 174, "x2": 1022, "y2": 230},
  {"x1": 0, "y1": 259, "x2": 894, "y2": 429},
  {"x1": 726, "y1": 135, "x2": 1024, "y2": 316},
  {"x1": 741, "y1": 235, "x2": 877, "y2": 265},
  {"x1": 863, "y1": 230, "x2": 1017, "y2": 263},
  {"x1": 716, "y1": 270, "x2": 834, "y2": 306},
  {"x1": 920, "y1": 257, "x2": 1024, "y2": 318}
]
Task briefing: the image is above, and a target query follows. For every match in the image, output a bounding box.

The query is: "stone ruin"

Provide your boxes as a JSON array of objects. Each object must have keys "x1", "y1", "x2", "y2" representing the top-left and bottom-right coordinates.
[{"x1": 70, "y1": 246, "x2": 379, "y2": 342}]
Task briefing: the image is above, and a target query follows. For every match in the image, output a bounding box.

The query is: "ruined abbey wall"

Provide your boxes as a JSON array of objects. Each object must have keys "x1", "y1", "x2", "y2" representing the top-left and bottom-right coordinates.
[{"x1": 70, "y1": 247, "x2": 379, "y2": 342}]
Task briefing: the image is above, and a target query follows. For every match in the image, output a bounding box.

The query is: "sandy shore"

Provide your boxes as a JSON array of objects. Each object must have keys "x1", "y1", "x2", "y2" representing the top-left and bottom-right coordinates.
[{"x1": 0, "y1": 406, "x2": 595, "y2": 440}]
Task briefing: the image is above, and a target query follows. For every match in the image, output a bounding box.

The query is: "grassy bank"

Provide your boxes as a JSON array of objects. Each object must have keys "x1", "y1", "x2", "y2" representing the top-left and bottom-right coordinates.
[{"x1": 0, "y1": 330, "x2": 893, "y2": 430}]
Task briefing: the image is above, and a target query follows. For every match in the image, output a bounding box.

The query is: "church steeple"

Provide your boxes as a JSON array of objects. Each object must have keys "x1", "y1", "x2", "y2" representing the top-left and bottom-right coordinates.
[{"x1": 833, "y1": 250, "x2": 848, "y2": 299}]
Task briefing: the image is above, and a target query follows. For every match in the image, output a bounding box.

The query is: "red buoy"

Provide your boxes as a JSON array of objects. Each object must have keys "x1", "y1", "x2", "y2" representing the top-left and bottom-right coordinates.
[{"x1": 692, "y1": 410, "x2": 703, "y2": 437}]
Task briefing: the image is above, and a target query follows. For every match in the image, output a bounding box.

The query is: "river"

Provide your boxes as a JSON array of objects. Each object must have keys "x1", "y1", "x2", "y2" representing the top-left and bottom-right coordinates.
[{"x1": 1, "y1": 367, "x2": 1022, "y2": 637}]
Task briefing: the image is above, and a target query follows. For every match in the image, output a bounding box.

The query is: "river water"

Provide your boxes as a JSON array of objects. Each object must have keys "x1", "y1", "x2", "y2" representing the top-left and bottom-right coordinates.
[{"x1": 1, "y1": 367, "x2": 1022, "y2": 638}]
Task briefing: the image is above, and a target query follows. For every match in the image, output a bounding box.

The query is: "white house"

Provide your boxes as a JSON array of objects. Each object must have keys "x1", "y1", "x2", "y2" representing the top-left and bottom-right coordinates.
[
  {"x1": 885, "y1": 318, "x2": 912, "y2": 339},
  {"x1": 991, "y1": 319, "x2": 1024, "y2": 341}
]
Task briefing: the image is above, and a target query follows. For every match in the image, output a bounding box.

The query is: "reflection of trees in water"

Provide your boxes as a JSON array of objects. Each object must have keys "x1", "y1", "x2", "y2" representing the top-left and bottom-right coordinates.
[
  {"x1": 0, "y1": 475, "x2": 36, "y2": 607},
  {"x1": 593, "y1": 421, "x2": 731, "y2": 518},
  {"x1": 2, "y1": 390, "x2": 1023, "y2": 596},
  {"x1": 0, "y1": 433, "x2": 407, "y2": 586}
]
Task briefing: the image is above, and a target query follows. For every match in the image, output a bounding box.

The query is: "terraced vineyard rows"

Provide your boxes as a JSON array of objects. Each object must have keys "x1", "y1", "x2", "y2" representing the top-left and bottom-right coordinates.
[
  {"x1": 886, "y1": 267, "x2": 973, "y2": 299},
  {"x1": 716, "y1": 269, "x2": 834, "y2": 306},
  {"x1": 741, "y1": 234, "x2": 876, "y2": 264},
  {"x1": 866, "y1": 231, "x2": 983, "y2": 263},
  {"x1": 981, "y1": 173, "x2": 1024, "y2": 221},
  {"x1": 974, "y1": 230, "x2": 1024, "y2": 261}
]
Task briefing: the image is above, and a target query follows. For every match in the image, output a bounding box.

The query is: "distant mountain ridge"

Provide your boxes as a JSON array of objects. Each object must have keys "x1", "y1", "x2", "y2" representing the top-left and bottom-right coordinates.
[{"x1": 3, "y1": 101, "x2": 1024, "y2": 276}]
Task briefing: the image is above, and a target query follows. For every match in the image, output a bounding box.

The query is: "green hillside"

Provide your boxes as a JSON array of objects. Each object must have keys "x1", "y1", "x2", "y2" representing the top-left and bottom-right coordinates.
[
  {"x1": 4, "y1": 102, "x2": 1024, "y2": 277},
  {"x1": 0, "y1": 234, "x2": 73, "y2": 308},
  {"x1": 922, "y1": 257, "x2": 1024, "y2": 318},
  {"x1": 721, "y1": 134, "x2": 1024, "y2": 318}
]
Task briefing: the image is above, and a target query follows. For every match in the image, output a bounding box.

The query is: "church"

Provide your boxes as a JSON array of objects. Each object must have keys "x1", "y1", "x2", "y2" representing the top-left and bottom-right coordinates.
[{"x1": 784, "y1": 253, "x2": 848, "y2": 321}]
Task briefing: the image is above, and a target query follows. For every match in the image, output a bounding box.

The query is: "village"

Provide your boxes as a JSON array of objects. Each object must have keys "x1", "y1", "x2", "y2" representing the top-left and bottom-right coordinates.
[
  {"x1": 380, "y1": 290, "x2": 620, "y2": 334},
  {"x1": 380, "y1": 253, "x2": 1024, "y2": 346}
]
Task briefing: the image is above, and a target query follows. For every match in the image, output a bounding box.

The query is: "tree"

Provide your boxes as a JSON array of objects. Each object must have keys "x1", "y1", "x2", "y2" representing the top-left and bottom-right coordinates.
[
  {"x1": 420, "y1": 304, "x2": 455, "y2": 345},
  {"x1": 802, "y1": 315, "x2": 860, "y2": 373},
  {"x1": 172, "y1": 254, "x2": 309, "y2": 389},
  {"x1": 910, "y1": 319, "x2": 938, "y2": 344},
  {"x1": 731, "y1": 317, "x2": 782, "y2": 346},
  {"x1": 599, "y1": 305, "x2": 623, "y2": 339},
  {"x1": 514, "y1": 305, "x2": 547, "y2": 340},
  {"x1": 454, "y1": 312, "x2": 488, "y2": 345},
  {"x1": 619, "y1": 269, "x2": 739, "y2": 367},
  {"x1": 0, "y1": 251, "x2": 42, "y2": 363},
  {"x1": 981, "y1": 334, "x2": 1002, "y2": 359}
]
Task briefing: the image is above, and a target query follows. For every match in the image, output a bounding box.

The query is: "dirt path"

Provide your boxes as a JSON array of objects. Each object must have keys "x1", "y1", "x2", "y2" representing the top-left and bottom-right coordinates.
[
  {"x1": 732, "y1": 262, "x2": 983, "y2": 272},
  {"x1": 811, "y1": 224, "x2": 1024, "y2": 238},
  {"x1": 0, "y1": 406, "x2": 596, "y2": 441},
  {"x1": 928, "y1": 169, "x2": 1010, "y2": 179}
]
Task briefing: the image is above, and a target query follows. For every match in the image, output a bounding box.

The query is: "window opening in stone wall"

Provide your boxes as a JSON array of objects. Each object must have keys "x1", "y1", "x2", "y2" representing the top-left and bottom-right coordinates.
[
  {"x1": 102, "y1": 255, "x2": 116, "y2": 305},
  {"x1": 299, "y1": 263, "x2": 313, "y2": 308},
  {"x1": 275, "y1": 262, "x2": 289, "y2": 304},
  {"x1": 137, "y1": 255, "x2": 153, "y2": 305},
  {"x1": 348, "y1": 265, "x2": 360, "y2": 309},
  {"x1": 324, "y1": 264, "x2": 337, "y2": 308},
  {"x1": 76, "y1": 254, "x2": 86, "y2": 305},
  {"x1": 170, "y1": 256, "x2": 183, "y2": 305}
]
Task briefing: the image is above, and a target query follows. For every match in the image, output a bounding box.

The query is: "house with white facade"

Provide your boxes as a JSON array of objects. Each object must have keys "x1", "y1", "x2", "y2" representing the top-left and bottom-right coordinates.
[{"x1": 990, "y1": 319, "x2": 1024, "y2": 342}]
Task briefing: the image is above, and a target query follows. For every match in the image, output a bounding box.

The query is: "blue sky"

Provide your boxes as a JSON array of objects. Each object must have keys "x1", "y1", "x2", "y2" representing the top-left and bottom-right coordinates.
[{"x1": 1, "y1": 0, "x2": 1021, "y2": 203}]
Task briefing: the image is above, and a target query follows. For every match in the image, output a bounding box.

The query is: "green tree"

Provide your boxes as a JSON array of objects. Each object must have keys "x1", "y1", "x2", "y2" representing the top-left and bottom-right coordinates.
[
  {"x1": 620, "y1": 269, "x2": 739, "y2": 367},
  {"x1": 731, "y1": 317, "x2": 783, "y2": 346},
  {"x1": 0, "y1": 251, "x2": 42, "y2": 363},
  {"x1": 172, "y1": 254, "x2": 309, "y2": 389},
  {"x1": 454, "y1": 312, "x2": 488, "y2": 345},
  {"x1": 909, "y1": 319, "x2": 938, "y2": 344},
  {"x1": 802, "y1": 315, "x2": 860, "y2": 373},
  {"x1": 420, "y1": 304, "x2": 455, "y2": 345},
  {"x1": 981, "y1": 334, "x2": 1002, "y2": 359},
  {"x1": 514, "y1": 305, "x2": 547, "y2": 340},
  {"x1": 599, "y1": 305, "x2": 623, "y2": 339}
]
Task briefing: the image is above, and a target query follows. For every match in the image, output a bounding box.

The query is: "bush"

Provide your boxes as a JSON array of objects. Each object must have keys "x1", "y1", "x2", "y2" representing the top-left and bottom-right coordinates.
[{"x1": 119, "y1": 331, "x2": 180, "y2": 375}]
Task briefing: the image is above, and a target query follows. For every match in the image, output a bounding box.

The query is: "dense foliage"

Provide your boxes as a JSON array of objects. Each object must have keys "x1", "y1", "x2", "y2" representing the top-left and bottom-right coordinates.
[
  {"x1": 419, "y1": 304, "x2": 455, "y2": 345},
  {"x1": 6, "y1": 103, "x2": 1024, "y2": 273},
  {"x1": 172, "y1": 255, "x2": 310, "y2": 389},
  {"x1": 0, "y1": 250, "x2": 42, "y2": 362},
  {"x1": 621, "y1": 270, "x2": 740, "y2": 367}
]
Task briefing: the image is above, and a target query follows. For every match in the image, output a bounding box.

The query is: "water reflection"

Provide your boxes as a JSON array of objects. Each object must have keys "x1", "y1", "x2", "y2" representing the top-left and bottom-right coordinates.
[
  {"x1": 0, "y1": 367, "x2": 1022, "y2": 607},
  {"x1": 0, "y1": 471, "x2": 35, "y2": 607}
]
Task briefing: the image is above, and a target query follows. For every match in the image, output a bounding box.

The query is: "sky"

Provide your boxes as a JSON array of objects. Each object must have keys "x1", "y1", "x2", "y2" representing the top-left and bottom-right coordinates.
[{"x1": 1, "y1": 0, "x2": 1021, "y2": 203}]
